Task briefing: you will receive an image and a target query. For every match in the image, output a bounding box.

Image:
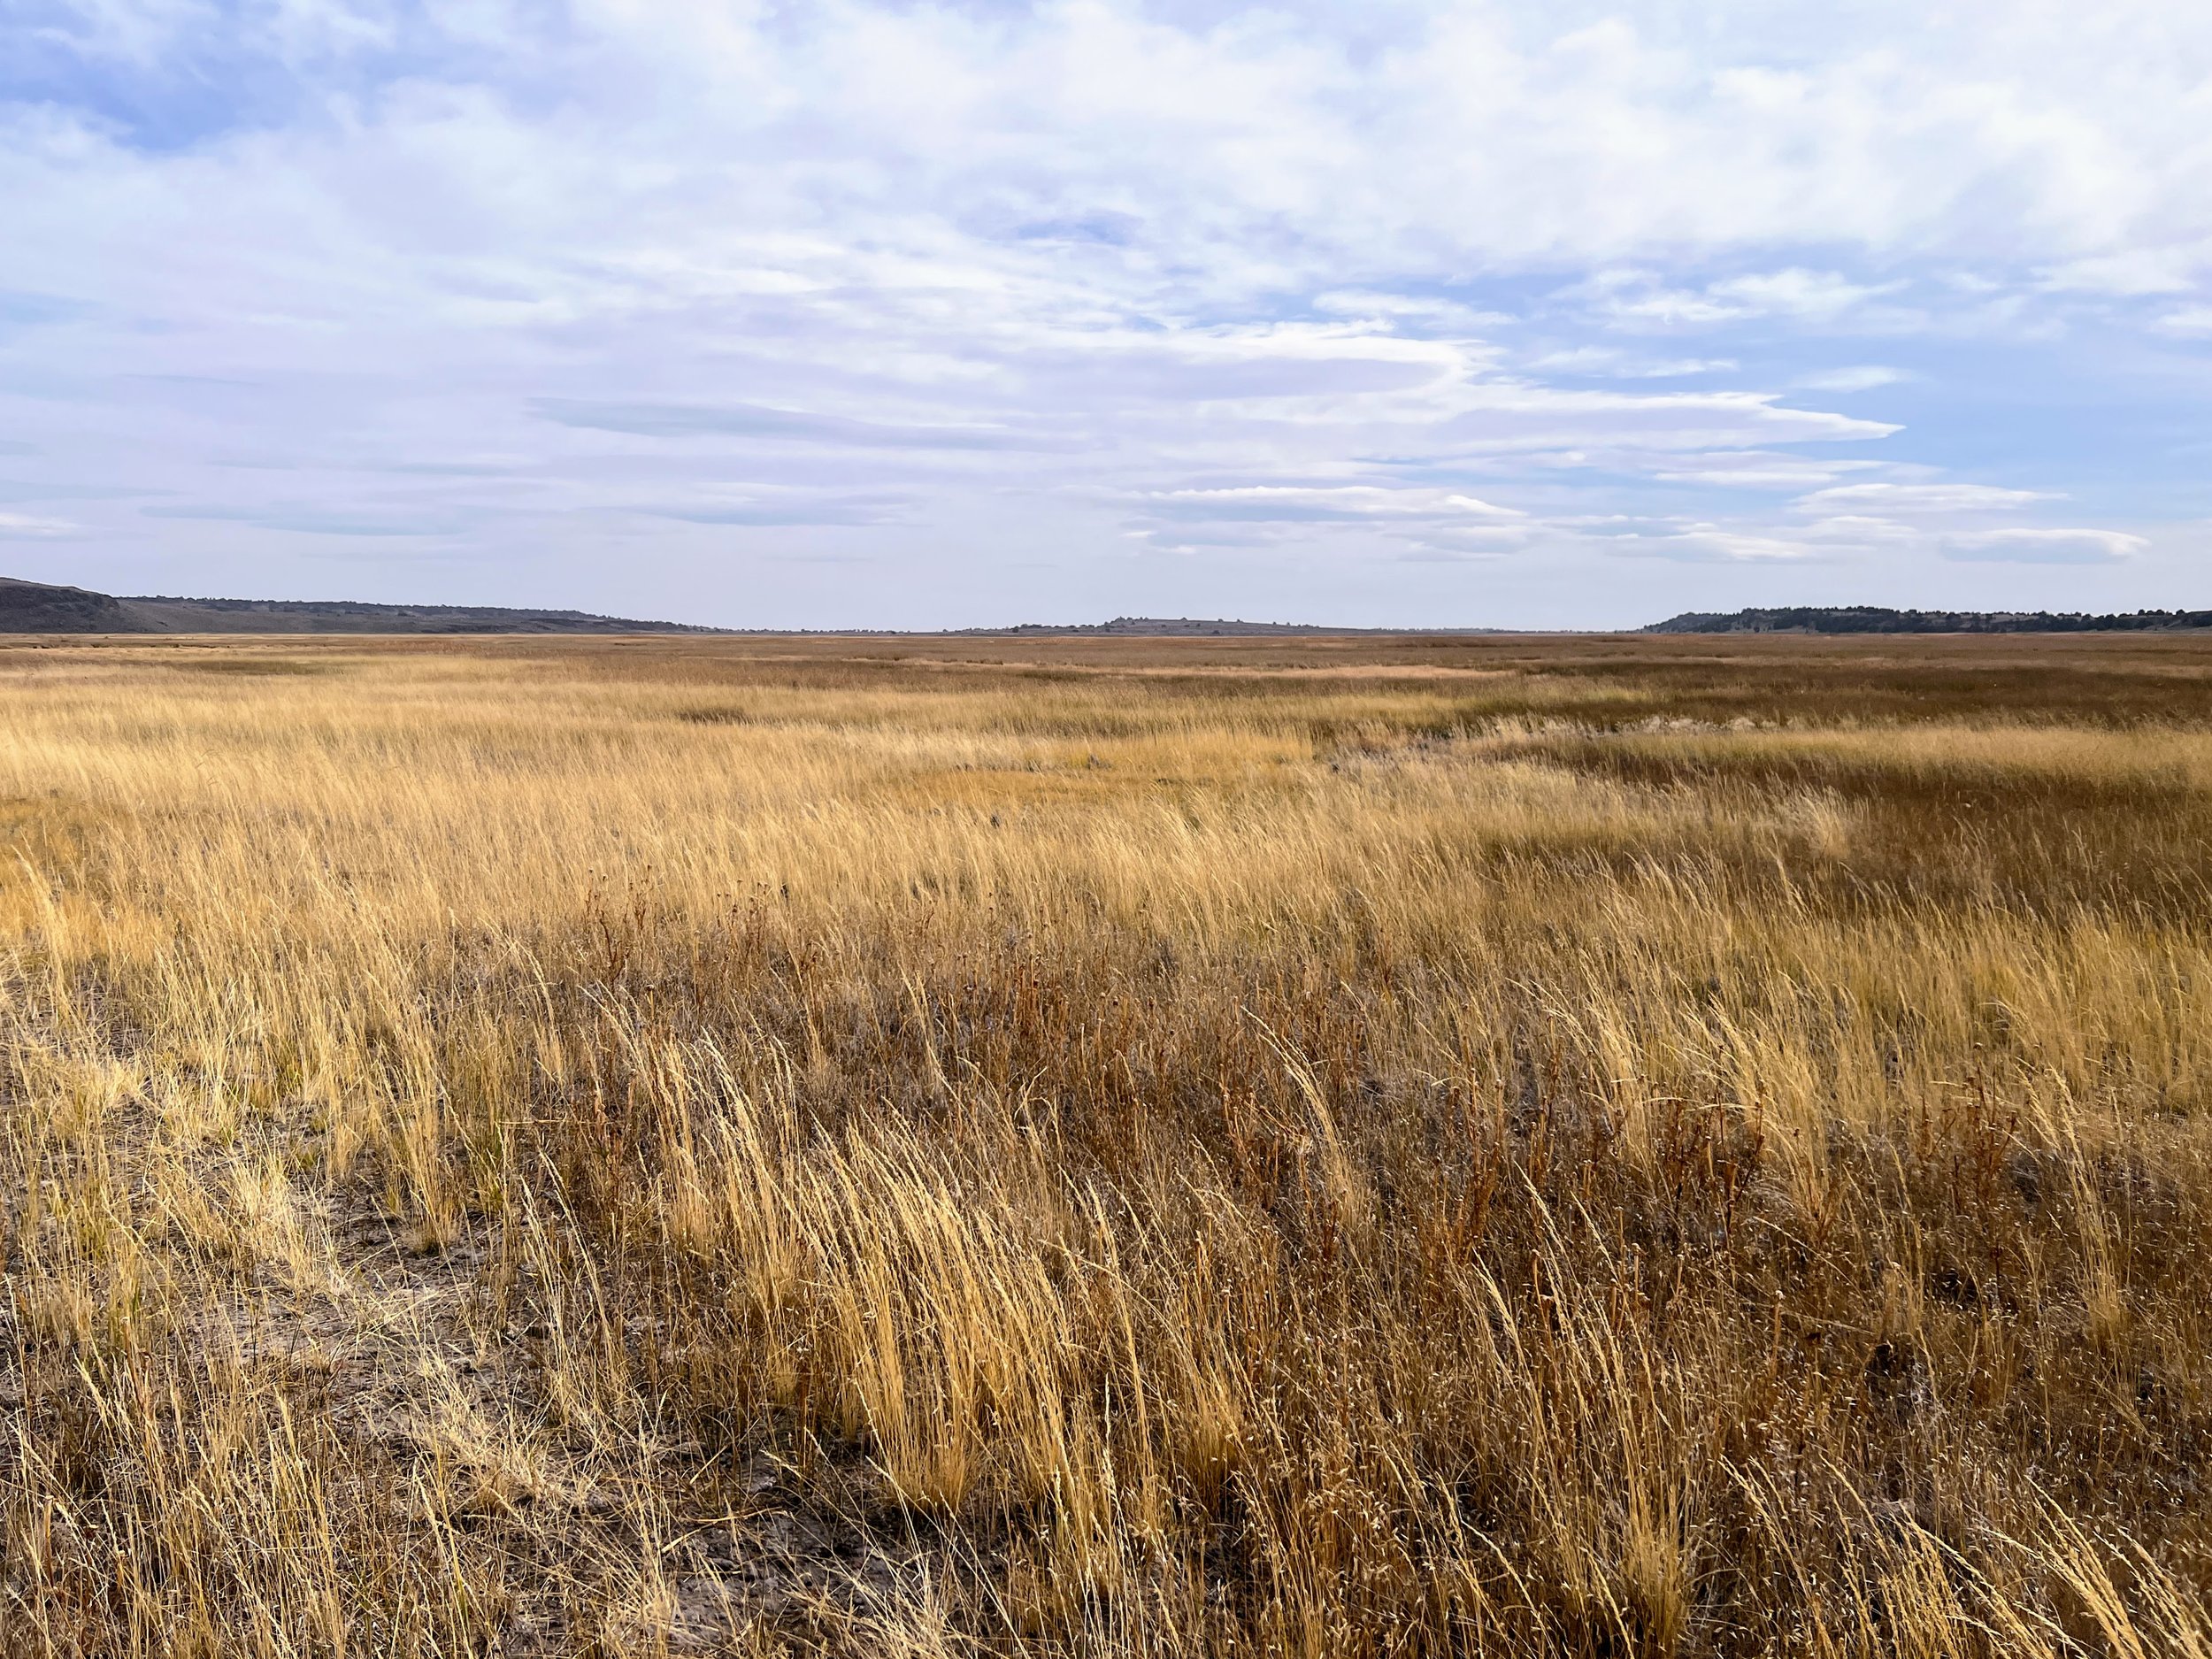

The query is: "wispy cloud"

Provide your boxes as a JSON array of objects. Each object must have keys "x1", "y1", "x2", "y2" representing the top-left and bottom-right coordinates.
[
  {"x1": 1609, "y1": 526, "x2": 1823, "y2": 562},
  {"x1": 1794, "y1": 366, "x2": 1907, "y2": 393},
  {"x1": 645, "y1": 488, "x2": 916, "y2": 527},
  {"x1": 1139, "y1": 487, "x2": 1524, "y2": 524},
  {"x1": 1578, "y1": 270, "x2": 1906, "y2": 332},
  {"x1": 532, "y1": 401, "x2": 1064, "y2": 453},
  {"x1": 1793, "y1": 483, "x2": 2062, "y2": 513},
  {"x1": 1654, "y1": 453, "x2": 1887, "y2": 489},
  {"x1": 1941, "y1": 528, "x2": 2146, "y2": 563},
  {"x1": 1530, "y1": 348, "x2": 1739, "y2": 379},
  {"x1": 142, "y1": 504, "x2": 472, "y2": 536},
  {"x1": 0, "y1": 511, "x2": 84, "y2": 540}
]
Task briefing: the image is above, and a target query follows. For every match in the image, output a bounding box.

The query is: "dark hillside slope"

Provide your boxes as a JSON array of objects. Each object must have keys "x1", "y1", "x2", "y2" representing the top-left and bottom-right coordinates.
[
  {"x1": 0, "y1": 577, "x2": 144, "y2": 632},
  {"x1": 118, "y1": 595, "x2": 716, "y2": 634},
  {"x1": 0, "y1": 577, "x2": 713, "y2": 634}
]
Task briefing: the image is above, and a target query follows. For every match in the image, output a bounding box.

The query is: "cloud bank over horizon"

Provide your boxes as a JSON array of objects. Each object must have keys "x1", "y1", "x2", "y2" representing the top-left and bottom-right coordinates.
[{"x1": 3, "y1": 0, "x2": 2210, "y2": 627}]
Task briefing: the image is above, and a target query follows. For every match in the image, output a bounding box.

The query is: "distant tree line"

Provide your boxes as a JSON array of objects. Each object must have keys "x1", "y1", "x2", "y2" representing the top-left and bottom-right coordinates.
[{"x1": 1647, "y1": 606, "x2": 2212, "y2": 634}]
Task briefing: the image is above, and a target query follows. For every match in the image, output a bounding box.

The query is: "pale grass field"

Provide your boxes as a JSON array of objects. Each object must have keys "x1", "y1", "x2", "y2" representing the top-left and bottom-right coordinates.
[{"x1": 1, "y1": 633, "x2": 2208, "y2": 1656}]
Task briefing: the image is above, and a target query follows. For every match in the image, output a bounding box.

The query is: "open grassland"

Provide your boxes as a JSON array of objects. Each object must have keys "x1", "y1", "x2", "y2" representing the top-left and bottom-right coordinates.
[{"x1": 2, "y1": 630, "x2": 2209, "y2": 1656}]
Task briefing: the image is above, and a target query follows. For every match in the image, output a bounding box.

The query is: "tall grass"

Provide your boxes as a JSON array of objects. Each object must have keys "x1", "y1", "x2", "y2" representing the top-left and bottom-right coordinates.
[{"x1": 0, "y1": 634, "x2": 2208, "y2": 1655}]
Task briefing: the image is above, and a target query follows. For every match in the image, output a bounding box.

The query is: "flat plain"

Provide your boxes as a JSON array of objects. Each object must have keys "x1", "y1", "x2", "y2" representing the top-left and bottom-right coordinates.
[{"x1": 1, "y1": 630, "x2": 2208, "y2": 1656}]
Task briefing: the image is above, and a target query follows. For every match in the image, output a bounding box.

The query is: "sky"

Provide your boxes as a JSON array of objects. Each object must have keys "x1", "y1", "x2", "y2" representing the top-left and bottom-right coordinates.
[{"x1": 3, "y1": 2, "x2": 2212, "y2": 629}]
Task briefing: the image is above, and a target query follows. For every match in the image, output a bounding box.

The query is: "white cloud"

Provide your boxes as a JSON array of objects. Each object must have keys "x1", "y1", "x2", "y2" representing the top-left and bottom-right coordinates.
[
  {"x1": 1531, "y1": 347, "x2": 1739, "y2": 378},
  {"x1": 1795, "y1": 365, "x2": 1907, "y2": 392},
  {"x1": 1709, "y1": 270, "x2": 1897, "y2": 320},
  {"x1": 1591, "y1": 287, "x2": 1750, "y2": 328},
  {"x1": 2041, "y1": 251, "x2": 2206, "y2": 296},
  {"x1": 1795, "y1": 514, "x2": 1926, "y2": 543},
  {"x1": 1942, "y1": 527, "x2": 2147, "y2": 563},
  {"x1": 1145, "y1": 487, "x2": 1522, "y2": 520},
  {"x1": 1654, "y1": 452, "x2": 1888, "y2": 488},
  {"x1": 1577, "y1": 269, "x2": 1908, "y2": 333},
  {"x1": 1312, "y1": 292, "x2": 1512, "y2": 332},
  {"x1": 0, "y1": 512, "x2": 85, "y2": 540},
  {"x1": 1792, "y1": 482, "x2": 2061, "y2": 513},
  {"x1": 1586, "y1": 507, "x2": 2153, "y2": 567},
  {"x1": 1610, "y1": 526, "x2": 1821, "y2": 561}
]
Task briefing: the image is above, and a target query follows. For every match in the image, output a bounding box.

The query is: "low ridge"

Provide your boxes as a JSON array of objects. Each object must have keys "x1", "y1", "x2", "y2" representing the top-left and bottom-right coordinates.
[
  {"x1": 969, "y1": 617, "x2": 1501, "y2": 637},
  {"x1": 1647, "y1": 605, "x2": 2212, "y2": 634}
]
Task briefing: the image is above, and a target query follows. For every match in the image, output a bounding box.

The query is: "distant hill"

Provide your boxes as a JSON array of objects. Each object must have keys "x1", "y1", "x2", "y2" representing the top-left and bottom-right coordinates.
[
  {"x1": 1647, "y1": 606, "x2": 2212, "y2": 635},
  {"x1": 986, "y1": 617, "x2": 1325, "y2": 636},
  {"x1": 971, "y1": 617, "x2": 1504, "y2": 637},
  {"x1": 0, "y1": 577, "x2": 716, "y2": 634}
]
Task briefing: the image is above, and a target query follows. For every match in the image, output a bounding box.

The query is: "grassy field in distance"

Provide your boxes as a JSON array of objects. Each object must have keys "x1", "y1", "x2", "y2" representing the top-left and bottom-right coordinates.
[{"x1": 1, "y1": 629, "x2": 2208, "y2": 1655}]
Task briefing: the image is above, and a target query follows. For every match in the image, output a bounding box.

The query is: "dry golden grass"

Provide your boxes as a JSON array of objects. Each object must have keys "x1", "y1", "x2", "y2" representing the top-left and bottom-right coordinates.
[{"x1": 1, "y1": 630, "x2": 2209, "y2": 1656}]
